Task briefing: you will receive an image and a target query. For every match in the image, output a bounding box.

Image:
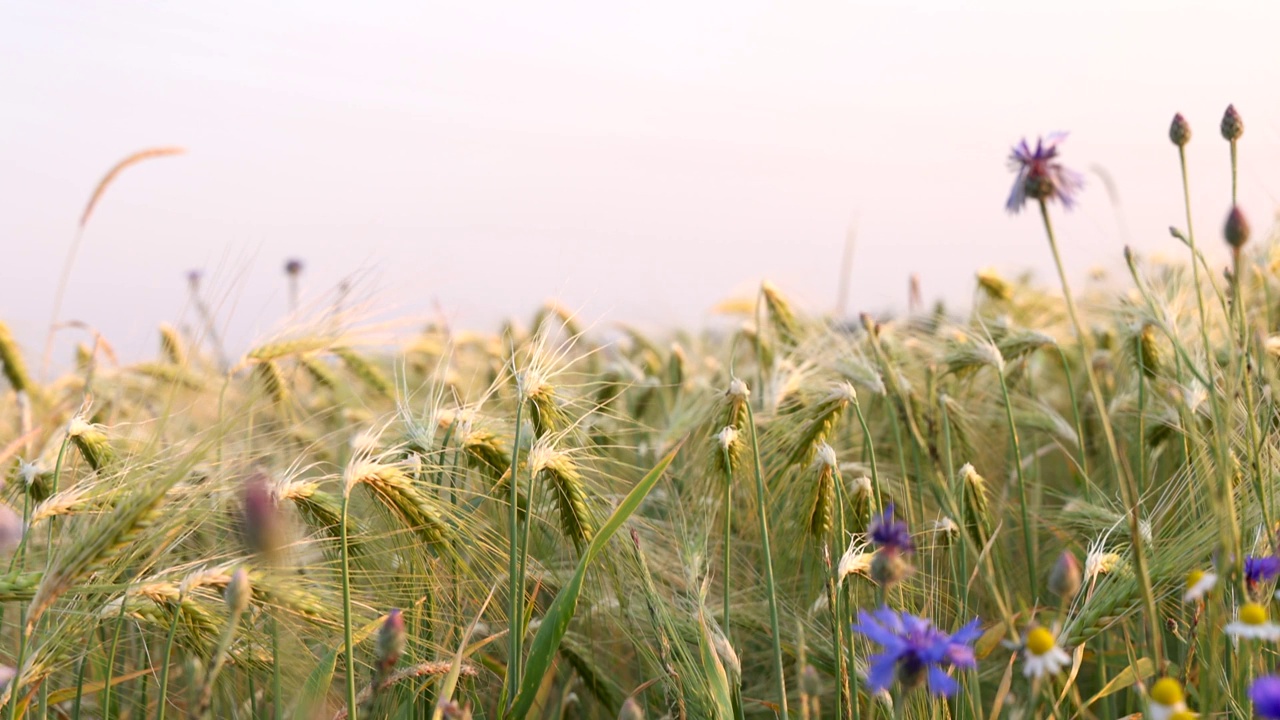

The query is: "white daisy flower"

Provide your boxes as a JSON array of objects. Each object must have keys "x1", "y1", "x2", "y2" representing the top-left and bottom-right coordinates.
[
  {"x1": 1183, "y1": 569, "x2": 1217, "y2": 603},
  {"x1": 1021, "y1": 627, "x2": 1071, "y2": 679},
  {"x1": 1146, "y1": 677, "x2": 1188, "y2": 720},
  {"x1": 1225, "y1": 602, "x2": 1280, "y2": 642}
]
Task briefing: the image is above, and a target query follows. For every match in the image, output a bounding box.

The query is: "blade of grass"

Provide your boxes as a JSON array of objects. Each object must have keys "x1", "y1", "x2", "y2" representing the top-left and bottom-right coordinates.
[{"x1": 506, "y1": 442, "x2": 682, "y2": 719}]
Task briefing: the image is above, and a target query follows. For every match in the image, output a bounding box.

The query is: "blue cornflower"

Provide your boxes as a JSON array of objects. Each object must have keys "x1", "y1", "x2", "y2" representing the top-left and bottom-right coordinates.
[
  {"x1": 1006, "y1": 133, "x2": 1084, "y2": 214},
  {"x1": 1245, "y1": 556, "x2": 1280, "y2": 587},
  {"x1": 869, "y1": 503, "x2": 913, "y2": 554},
  {"x1": 1252, "y1": 675, "x2": 1280, "y2": 719},
  {"x1": 853, "y1": 607, "x2": 982, "y2": 697}
]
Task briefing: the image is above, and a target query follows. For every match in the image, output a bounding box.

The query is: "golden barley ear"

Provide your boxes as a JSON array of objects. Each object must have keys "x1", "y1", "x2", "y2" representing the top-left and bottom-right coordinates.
[
  {"x1": 28, "y1": 469, "x2": 180, "y2": 629},
  {"x1": 159, "y1": 323, "x2": 186, "y2": 365},
  {"x1": 0, "y1": 321, "x2": 33, "y2": 395}
]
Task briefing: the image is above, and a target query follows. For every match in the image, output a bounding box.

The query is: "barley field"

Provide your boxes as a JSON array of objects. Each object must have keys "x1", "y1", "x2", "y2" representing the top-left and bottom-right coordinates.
[{"x1": 0, "y1": 108, "x2": 1277, "y2": 719}]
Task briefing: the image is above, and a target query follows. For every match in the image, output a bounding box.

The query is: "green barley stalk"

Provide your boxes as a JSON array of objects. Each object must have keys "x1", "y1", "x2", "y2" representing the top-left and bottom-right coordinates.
[
  {"x1": 504, "y1": 395, "x2": 526, "y2": 710},
  {"x1": 339, "y1": 476, "x2": 360, "y2": 720},
  {"x1": 1037, "y1": 196, "x2": 1163, "y2": 663},
  {"x1": 716, "y1": 425, "x2": 740, "y2": 641},
  {"x1": 744, "y1": 388, "x2": 789, "y2": 719}
]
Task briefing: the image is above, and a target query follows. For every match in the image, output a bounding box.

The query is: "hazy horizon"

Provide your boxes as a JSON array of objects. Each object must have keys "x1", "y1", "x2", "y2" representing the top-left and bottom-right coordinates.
[{"x1": 5, "y1": 1, "x2": 1280, "y2": 365}]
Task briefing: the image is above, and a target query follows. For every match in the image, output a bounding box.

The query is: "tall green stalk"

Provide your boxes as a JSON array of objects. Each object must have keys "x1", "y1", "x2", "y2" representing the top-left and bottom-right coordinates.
[
  {"x1": 720, "y1": 443, "x2": 734, "y2": 643},
  {"x1": 100, "y1": 593, "x2": 131, "y2": 720},
  {"x1": 744, "y1": 397, "x2": 789, "y2": 719},
  {"x1": 1232, "y1": 250, "x2": 1274, "y2": 547},
  {"x1": 154, "y1": 591, "x2": 186, "y2": 720},
  {"x1": 339, "y1": 486, "x2": 359, "y2": 720},
  {"x1": 504, "y1": 397, "x2": 525, "y2": 709},
  {"x1": 1037, "y1": 198, "x2": 1163, "y2": 663},
  {"x1": 994, "y1": 367, "x2": 1036, "y2": 601},
  {"x1": 1175, "y1": 144, "x2": 1239, "y2": 575}
]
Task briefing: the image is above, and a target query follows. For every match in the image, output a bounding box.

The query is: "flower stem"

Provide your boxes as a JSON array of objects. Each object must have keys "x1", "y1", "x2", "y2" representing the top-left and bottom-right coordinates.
[
  {"x1": 1176, "y1": 145, "x2": 1240, "y2": 573},
  {"x1": 505, "y1": 397, "x2": 525, "y2": 708},
  {"x1": 720, "y1": 443, "x2": 734, "y2": 643},
  {"x1": 995, "y1": 368, "x2": 1036, "y2": 603},
  {"x1": 154, "y1": 590, "x2": 186, "y2": 720},
  {"x1": 1037, "y1": 198, "x2": 1163, "y2": 664},
  {"x1": 745, "y1": 397, "x2": 789, "y2": 719},
  {"x1": 339, "y1": 485, "x2": 358, "y2": 720}
]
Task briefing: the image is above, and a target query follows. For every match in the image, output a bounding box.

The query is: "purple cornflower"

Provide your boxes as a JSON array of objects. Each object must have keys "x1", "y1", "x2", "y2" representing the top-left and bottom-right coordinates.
[
  {"x1": 1246, "y1": 556, "x2": 1280, "y2": 588},
  {"x1": 1252, "y1": 675, "x2": 1280, "y2": 719},
  {"x1": 1005, "y1": 133, "x2": 1084, "y2": 213},
  {"x1": 869, "y1": 503, "x2": 913, "y2": 554},
  {"x1": 853, "y1": 607, "x2": 982, "y2": 697}
]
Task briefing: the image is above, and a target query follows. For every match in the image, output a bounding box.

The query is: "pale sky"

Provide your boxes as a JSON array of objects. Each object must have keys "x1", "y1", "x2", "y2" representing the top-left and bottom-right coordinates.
[{"x1": 4, "y1": 1, "x2": 1280, "y2": 363}]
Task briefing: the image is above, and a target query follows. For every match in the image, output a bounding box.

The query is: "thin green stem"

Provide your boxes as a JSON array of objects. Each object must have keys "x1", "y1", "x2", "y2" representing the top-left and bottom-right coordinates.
[
  {"x1": 744, "y1": 398, "x2": 789, "y2": 720},
  {"x1": 1054, "y1": 346, "x2": 1089, "y2": 480},
  {"x1": 995, "y1": 368, "x2": 1036, "y2": 602},
  {"x1": 1136, "y1": 360, "x2": 1147, "y2": 497},
  {"x1": 1175, "y1": 144, "x2": 1239, "y2": 589},
  {"x1": 100, "y1": 592, "x2": 130, "y2": 720},
  {"x1": 271, "y1": 613, "x2": 283, "y2": 720},
  {"x1": 1234, "y1": 251, "x2": 1274, "y2": 551},
  {"x1": 1037, "y1": 198, "x2": 1163, "y2": 664},
  {"x1": 720, "y1": 443, "x2": 734, "y2": 643},
  {"x1": 851, "y1": 397, "x2": 882, "y2": 512},
  {"x1": 154, "y1": 592, "x2": 185, "y2": 720},
  {"x1": 340, "y1": 486, "x2": 359, "y2": 720},
  {"x1": 1230, "y1": 139, "x2": 1239, "y2": 206},
  {"x1": 504, "y1": 397, "x2": 525, "y2": 708}
]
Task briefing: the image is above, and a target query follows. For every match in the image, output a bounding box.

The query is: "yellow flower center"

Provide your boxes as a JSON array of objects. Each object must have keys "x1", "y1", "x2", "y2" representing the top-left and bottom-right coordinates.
[
  {"x1": 1169, "y1": 712, "x2": 1197, "y2": 720},
  {"x1": 1185, "y1": 570, "x2": 1204, "y2": 589},
  {"x1": 1150, "y1": 677, "x2": 1184, "y2": 706},
  {"x1": 1241, "y1": 602, "x2": 1268, "y2": 626},
  {"x1": 1026, "y1": 627, "x2": 1055, "y2": 656}
]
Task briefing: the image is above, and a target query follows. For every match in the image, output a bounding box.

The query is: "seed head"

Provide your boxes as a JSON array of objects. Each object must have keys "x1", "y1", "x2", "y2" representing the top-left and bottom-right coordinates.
[
  {"x1": 800, "y1": 664, "x2": 822, "y2": 697},
  {"x1": 0, "y1": 503, "x2": 24, "y2": 555},
  {"x1": 1134, "y1": 323, "x2": 1163, "y2": 378},
  {"x1": 1221, "y1": 104, "x2": 1244, "y2": 141},
  {"x1": 870, "y1": 548, "x2": 913, "y2": 588},
  {"x1": 224, "y1": 567, "x2": 252, "y2": 616},
  {"x1": 1169, "y1": 114, "x2": 1192, "y2": 147},
  {"x1": 1225, "y1": 206, "x2": 1250, "y2": 249},
  {"x1": 284, "y1": 258, "x2": 304, "y2": 276},
  {"x1": 242, "y1": 471, "x2": 282, "y2": 558},
  {"x1": 617, "y1": 697, "x2": 646, "y2": 720},
  {"x1": 976, "y1": 268, "x2": 1013, "y2": 301},
  {"x1": 710, "y1": 626, "x2": 741, "y2": 679},
  {"x1": 377, "y1": 608, "x2": 407, "y2": 674},
  {"x1": 1048, "y1": 551, "x2": 1082, "y2": 600}
]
